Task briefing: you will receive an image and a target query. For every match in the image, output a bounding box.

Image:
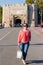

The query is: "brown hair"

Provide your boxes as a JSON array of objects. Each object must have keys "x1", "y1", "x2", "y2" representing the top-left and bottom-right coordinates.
[{"x1": 23, "y1": 23, "x2": 28, "y2": 28}]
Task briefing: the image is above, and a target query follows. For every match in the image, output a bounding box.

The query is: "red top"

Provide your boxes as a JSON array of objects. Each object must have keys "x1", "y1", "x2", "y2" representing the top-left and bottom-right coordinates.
[{"x1": 18, "y1": 29, "x2": 31, "y2": 44}]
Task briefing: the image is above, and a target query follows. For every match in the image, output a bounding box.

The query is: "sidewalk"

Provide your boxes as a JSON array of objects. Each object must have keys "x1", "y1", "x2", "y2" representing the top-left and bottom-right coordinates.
[{"x1": 31, "y1": 27, "x2": 43, "y2": 37}]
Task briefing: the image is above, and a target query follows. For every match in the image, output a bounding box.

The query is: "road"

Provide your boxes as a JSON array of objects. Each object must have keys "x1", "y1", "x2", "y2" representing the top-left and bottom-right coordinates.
[{"x1": 0, "y1": 27, "x2": 43, "y2": 65}]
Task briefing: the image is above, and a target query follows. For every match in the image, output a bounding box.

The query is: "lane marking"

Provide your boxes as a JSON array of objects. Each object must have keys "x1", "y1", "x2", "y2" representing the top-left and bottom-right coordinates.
[{"x1": 0, "y1": 29, "x2": 14, "y2": 41}]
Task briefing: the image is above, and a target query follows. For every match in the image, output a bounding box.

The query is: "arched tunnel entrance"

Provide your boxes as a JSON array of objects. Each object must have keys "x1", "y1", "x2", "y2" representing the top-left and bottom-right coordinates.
[{"x1": 14, "y1": 18, "x2": 22, "y2": 27}]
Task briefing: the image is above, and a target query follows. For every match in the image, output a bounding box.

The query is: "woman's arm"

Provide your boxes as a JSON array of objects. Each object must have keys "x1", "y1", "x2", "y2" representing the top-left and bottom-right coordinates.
[
  {"x1": 29, "y1": 31, "x2": 31, "y2": 41},
  {"x1": 18, "y1": 30, "x2": 21, "y2": 46}
]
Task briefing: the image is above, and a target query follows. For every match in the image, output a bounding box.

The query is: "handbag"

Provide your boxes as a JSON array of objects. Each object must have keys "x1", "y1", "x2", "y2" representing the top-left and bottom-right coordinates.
[{"x1": 17, "y1": 50, "x2": 22, "y2": 59}]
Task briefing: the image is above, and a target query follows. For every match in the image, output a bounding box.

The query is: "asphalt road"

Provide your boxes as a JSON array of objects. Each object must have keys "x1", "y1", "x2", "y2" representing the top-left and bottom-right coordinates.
[{"x1": 0, "y1": 27, "x2": 43, "y2": 65}]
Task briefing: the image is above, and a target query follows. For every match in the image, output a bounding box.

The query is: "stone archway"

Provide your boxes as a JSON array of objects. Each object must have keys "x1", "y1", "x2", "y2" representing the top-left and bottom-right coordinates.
[
  {"x1": 14, "y1": 18, "x2": 22, "y2": 27},
  {"x1": 12, "y1": 14, "x2": 26, "y2": 27},
  {"x1": 15, "y1": 19, "x2": 21, "y2": 24}
]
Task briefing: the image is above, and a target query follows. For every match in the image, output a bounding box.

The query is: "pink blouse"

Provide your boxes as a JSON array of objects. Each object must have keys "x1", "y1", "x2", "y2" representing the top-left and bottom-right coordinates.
[{"x1": 18, "y1": 29, "x2": 31, "y2": 44}]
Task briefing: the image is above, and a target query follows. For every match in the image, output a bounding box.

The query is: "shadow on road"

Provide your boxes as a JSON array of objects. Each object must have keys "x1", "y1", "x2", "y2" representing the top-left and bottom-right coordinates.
[
  {"x1": 0, "y1": 45, "x2": 18, "y2": 47},
  {"x1": 0, "y1": 43, "x2": 43, "y2": 47},
  {"x1": 30, "y1": 43, "x2": 43, "y2": 46},
  {"x1": 26, "y1": 60, "x2": 43, "y2": 64}
]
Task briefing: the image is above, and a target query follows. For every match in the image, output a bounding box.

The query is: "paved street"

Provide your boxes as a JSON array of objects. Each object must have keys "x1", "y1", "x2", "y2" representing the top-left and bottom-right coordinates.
[
  {"x1": 0, "y1": 27, "x2": 43, "y2": 65},
  {"x1": 31, "y1": 27, "x2": 43, "y2": 36}
]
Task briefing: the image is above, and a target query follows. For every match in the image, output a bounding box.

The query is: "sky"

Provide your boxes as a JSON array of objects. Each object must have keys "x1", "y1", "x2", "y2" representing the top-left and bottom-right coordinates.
[{"x1": 0, "y1": 0, "x2": 26, "y2": 6}]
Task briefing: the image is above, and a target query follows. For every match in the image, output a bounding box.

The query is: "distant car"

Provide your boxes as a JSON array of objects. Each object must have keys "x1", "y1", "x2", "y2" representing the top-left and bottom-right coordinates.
[
  {"x1": 0, "y1": 24, "x2": 4, "y2": 29},
  {"x1": 14, "y1": 23, "x2": 22, "y2": 27},
  {"x1": 20, "y1": 23, "x2": 22, "y2": 27}
]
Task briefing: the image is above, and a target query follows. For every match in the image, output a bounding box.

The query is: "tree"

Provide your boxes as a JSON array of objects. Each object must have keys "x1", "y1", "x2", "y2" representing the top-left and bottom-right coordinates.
[
  {"x1": 35, "y1": 0, "x2": 43, "y2": 23},
  {"x1": 0, "y1": 6, "x2": 2, "y2": 23},
  {"x1": 34, "y1": 0, "x2": 43, "y2": 8},
  {"x1": 26, "y1": 0, "x2": 34, "y2": 4},
  {"x1": 26, "y1": 0, "x2": 43, "y2": 8}
]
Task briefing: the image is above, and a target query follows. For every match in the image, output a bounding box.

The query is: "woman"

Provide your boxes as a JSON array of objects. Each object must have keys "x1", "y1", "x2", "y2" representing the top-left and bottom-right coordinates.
[{"x1": 18, "y1": 23, "x2": 31, "y2": 65}]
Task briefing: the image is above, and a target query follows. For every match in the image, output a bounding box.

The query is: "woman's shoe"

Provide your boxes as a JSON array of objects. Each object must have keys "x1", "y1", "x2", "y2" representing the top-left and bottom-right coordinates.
[{"x1": 22, "y1": 59, "x2": 26, "y2": 65}]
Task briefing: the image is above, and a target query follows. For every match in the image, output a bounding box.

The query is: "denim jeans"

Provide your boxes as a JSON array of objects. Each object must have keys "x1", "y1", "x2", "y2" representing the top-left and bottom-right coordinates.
[{"x1": 19, "y1": 42, "x2": 29, "y2": 60}]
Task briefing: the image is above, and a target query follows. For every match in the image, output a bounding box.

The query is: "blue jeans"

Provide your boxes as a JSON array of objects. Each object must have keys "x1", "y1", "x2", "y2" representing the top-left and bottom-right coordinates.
[{"x1": 19, "y1": 42, "x2": 29, "y2": 60}]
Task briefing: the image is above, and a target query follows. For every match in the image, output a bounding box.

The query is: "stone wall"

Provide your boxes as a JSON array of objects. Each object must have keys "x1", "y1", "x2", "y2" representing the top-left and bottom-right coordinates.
[
  {"x1": 2, "y1": 4, "x2": 27, "y2": 27},
  {"x1": 2, "y1": 4, "x2": 38, "y2": 27}
]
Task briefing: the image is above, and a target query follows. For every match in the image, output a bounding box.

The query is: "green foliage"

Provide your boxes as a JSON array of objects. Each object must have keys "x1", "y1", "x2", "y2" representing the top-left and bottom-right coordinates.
[
  {"x1": 34, "y1": 0, "x2": 43, "y2": 8},
  {"x1": 0, "y1": 6, "x2": 2, "y2": 23},
  {"x1": 26, "y1": 0, "x2": 34, "y2": 4},
  {"x1": 26, "y1": 0, "x2": 43, "y2": 8}
]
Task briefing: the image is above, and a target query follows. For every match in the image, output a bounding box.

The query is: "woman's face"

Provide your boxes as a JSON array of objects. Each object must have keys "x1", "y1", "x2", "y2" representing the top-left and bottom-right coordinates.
[{"x1": 23, "y1": 25, "x2": 27, "y2": 30}]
